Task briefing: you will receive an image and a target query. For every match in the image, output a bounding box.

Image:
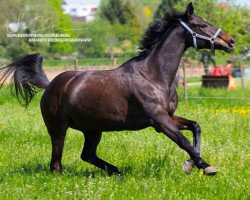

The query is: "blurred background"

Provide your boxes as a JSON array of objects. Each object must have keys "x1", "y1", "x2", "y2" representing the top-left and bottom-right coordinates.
[{"x1": 0, "y1": 0, "x2": 249, "y2": 86}]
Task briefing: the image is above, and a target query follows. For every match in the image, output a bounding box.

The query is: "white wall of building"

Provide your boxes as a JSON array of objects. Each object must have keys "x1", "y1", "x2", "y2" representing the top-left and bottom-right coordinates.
[{"x1": 62, "y1": 3, "x2": 98, "y2": 22}]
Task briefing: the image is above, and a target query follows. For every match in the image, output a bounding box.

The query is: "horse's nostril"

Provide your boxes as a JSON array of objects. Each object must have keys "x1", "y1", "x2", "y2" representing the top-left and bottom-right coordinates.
[{"x1": 230, "y1": 38, "x2": 235, "y2": 45}]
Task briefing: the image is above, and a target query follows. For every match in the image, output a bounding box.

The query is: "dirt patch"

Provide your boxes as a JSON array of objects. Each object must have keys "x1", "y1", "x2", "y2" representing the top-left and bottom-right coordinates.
[
  {"x1": 44, "y1": 65, "x2": 114, "y2": 81},
  {"x1": 45, "y1": 65, "x2": 205, "y2": 81}
]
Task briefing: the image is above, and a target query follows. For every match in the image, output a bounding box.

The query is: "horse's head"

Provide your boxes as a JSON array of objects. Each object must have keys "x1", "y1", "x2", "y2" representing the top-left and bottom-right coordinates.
[{"x1": 179, "y1": 2, "x2": 235, "y2": 53}]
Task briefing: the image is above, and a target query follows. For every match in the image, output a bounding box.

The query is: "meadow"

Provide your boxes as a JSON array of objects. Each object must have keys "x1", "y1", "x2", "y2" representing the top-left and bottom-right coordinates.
[{"x1": 0, "y1": 82, "x2": 249, "y2": 200}]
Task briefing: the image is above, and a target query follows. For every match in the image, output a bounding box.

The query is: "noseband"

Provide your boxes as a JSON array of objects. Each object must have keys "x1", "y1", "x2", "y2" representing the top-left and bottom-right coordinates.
[{"x1": 178, "y1": 18, "x2": 221, "y2": 54}]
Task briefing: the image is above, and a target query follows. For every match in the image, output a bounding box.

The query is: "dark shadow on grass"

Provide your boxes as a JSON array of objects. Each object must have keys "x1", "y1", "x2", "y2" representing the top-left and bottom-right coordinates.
[
  {"x1": 10, "y1": 162, "x2": 107, "y2": 178},
  {"x1": 10, "y1": 154, "x2": 182, "y2": 178},
  {"x1": 9, "y1": 162, "x2": 50, "y2": 176},
  {"x1": 63, "y1": 166, "x2": 106, "y2": 178}
]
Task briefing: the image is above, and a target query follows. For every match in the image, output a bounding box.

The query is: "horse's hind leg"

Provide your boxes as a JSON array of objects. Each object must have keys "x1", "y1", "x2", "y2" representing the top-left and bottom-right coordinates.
[
  {"x1": 81, "y1": 131, "x2": 121, "y2": 176},
  {"x1": 49, "y1": 126, "x2": 67, "y2": 173},
  {"x1": 43, "y1": 115, "x2": 68, "y2": 173}
]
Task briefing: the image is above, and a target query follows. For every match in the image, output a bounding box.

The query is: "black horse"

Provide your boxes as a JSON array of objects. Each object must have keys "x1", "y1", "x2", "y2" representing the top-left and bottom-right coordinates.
[{"x1": 0, "y1": 3, "x2": 234, "y2": 176}]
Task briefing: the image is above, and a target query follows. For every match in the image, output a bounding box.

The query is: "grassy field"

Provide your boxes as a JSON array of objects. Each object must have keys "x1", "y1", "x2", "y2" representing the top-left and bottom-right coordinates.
[{"x1": 0, "y1": 84, "x2": 249, "y2": 199}]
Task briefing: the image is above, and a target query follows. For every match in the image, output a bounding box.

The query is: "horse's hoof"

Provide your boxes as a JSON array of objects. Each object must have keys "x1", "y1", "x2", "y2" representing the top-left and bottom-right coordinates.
[
  {"x1": 51, "y1": 170, "x2": 62, "y2": 175},
  {"x1": 50, "y1": 162, "x2": 62, "y2": 173},
  {"x1": 117, "y1": 174, "x2": 123, "y2": 181},
  {"x1": 203, "y1": 166, "x2": 217, "y2": 175},
  {"x1": 182, "y1": 160, "x2": 194, "y2": 175},
  {"x1": 51, "y1": 168, "x2": 62, "y2": 173}
]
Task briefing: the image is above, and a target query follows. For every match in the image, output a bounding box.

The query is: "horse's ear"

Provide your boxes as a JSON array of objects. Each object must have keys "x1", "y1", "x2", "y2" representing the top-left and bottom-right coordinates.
[{"x1": 185, "y1": 2, "x2": 194, "y2": 17}]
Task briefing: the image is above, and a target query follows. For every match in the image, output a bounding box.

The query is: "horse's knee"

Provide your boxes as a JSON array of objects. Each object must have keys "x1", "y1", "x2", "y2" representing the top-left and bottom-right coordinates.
[{"x1": 192, "y1": 121, "x2": 201, "y2": 134}]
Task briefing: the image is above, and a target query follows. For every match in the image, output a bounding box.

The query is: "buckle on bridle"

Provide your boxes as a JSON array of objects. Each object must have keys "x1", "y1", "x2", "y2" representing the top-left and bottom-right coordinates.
[
  {"x1": 178, "y1": 18, "x2": 221, "y2": 55},
  {"x1": 210, "y1": 37, "x2": 215, "y2": 43}
]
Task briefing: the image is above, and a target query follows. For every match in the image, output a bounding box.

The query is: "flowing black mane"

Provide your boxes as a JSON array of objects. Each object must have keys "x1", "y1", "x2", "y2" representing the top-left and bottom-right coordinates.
[{"x1": 133, "y1": 11, "x2": 184, "y2": 61}]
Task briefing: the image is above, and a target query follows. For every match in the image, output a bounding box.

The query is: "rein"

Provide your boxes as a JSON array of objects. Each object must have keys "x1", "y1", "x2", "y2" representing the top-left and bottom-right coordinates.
[{"x1": 178, "y1": 18, "x2": 221, "y2": 54}]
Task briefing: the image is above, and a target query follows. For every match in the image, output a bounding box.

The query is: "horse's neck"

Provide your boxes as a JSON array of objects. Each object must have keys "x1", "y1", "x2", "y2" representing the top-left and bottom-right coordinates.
[{"x1": 143, "y1": 26, "x2": 187, "y2": 87}]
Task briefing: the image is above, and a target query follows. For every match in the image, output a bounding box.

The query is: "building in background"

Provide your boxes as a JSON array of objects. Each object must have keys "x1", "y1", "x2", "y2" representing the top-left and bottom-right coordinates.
[{"x1": 62, "y1": 1, "x2": 99, "y2": 22}]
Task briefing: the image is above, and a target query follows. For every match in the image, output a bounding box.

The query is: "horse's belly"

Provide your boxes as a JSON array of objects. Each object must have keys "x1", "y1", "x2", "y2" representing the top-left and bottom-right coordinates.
[
  {"x1": 67, "y1": 104, "x2": 150, "y2": 131},
  {"x1": 65, "y1": 93, "x2": 149, "y2": 131}
]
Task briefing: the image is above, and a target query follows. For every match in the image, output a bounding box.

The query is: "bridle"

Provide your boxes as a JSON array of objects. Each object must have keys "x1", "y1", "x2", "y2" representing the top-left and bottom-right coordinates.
[{"x1": 178, "y1": 18, "x2": 221, "y2": 54}]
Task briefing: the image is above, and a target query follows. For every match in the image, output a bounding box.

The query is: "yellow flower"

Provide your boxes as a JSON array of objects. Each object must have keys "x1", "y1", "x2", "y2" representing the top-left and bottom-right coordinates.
[
  {"x1": 143, "y1": 7, "x2": 152, "y2": 17},
  {"x1": 214, "y1": 108, "x2": 250, "y2": 116}
]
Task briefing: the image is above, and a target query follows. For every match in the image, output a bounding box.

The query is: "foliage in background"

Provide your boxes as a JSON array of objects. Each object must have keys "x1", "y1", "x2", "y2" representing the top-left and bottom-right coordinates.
[
  {"x1": 48, "y1": 0, "x2": 75, "y2": 55},
  {"x1": 95, "y1": 0, "x2": 249, "y2": 59},
  {"x1": 76, "y1": 20, "x2": 112, "y2": 57},
  {"x1": 175, "y1": 0, "x2": 250, "y2": 60},
  {"x1": 130, "y1": 0, "x2": 161, "y2": 30},
  {"x1": 0, "y1": 0, "x2": 249, "y2": 61},
  {"x1": 100, "y1": 0, "x2": 161, "y2": 29},
  {"x1": 97, "y1": 0, "x2": 141, "y2": 57},
  {"x1": 154, "y1": 0, "x2": 181, "y2": 19},
  {"x1": 0, "y1": 0, "x2": 74, "y2": 58}
]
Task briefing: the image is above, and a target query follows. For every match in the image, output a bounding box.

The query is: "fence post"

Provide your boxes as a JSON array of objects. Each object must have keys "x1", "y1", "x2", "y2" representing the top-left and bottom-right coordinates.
[
  {"x1": 183, "y1": 61, "x2": 188, "y2": 101},
  {"x1": 74, "y1": 58, "x2": 78, "y2": 71},
  {"x1": 239, "y1": 60, "x2": 245, "y2": 90},
  {"x1": 112, "y1": 57, "x2": 116, "y2": 68}
]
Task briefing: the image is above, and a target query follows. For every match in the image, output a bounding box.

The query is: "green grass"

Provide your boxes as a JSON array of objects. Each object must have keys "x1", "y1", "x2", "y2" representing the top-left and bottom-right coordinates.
[
  {"x1": 0, "y1": 85, "x2": 249, "y2": 199},
  {"x1": 186, "y1": 76, "x2": 201, "y2": 83}
]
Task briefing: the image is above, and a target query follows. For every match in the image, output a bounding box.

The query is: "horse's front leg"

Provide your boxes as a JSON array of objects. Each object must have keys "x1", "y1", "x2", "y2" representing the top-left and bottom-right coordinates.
[
  {"x1": 172, "y1": 116, "x2": 202, "y2": 174},
  {"x1": 151, "y1": 110, "x2": 216, "y2": 175}
]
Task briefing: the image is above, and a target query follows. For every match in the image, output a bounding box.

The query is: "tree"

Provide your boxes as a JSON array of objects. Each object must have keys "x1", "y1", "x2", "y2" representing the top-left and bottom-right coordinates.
[
  {"x1": 100, "y1": 0, "x2": 123, "y2": 24},
  {"x1": 98, "y1": 0, "x2": 141, "y2": 56},
  {"x1": 100, "y1": 0, "x2": 140, "y2": 31},
  {"x1": 154, "y1": 0, "x2": 182, "y2": 19},
  {"x1": 48, "y1": 0, "x2": 75, "y2": 55},
  {"x1": 76, "y1": 20, "x2": 112, "y2": 56},
  {"x1": 0, "y1": 0, "x2": 74, "y2": 58}
]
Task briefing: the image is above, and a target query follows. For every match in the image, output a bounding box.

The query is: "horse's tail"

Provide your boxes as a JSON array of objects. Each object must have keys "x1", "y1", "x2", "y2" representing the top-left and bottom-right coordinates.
[{"x1": 0, "y1": 53, "x2": 50, "y2": 107}]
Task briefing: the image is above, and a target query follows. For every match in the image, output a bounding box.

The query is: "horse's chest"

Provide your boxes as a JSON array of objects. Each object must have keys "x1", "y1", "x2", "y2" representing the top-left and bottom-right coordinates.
[{"x1": 137, "y1": 84, "x2": 178, "y2": 116}]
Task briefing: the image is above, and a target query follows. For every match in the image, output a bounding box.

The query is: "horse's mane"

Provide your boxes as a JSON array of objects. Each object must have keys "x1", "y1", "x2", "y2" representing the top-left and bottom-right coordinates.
[{"x1": 132, "y1": 11, "x2": 184, "y2": 61}]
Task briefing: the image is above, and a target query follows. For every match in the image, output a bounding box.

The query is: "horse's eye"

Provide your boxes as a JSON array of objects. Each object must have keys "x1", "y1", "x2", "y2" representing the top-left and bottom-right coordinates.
[{"x1": 200, "y1": 23, "x2": 207, "y2": 28}]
